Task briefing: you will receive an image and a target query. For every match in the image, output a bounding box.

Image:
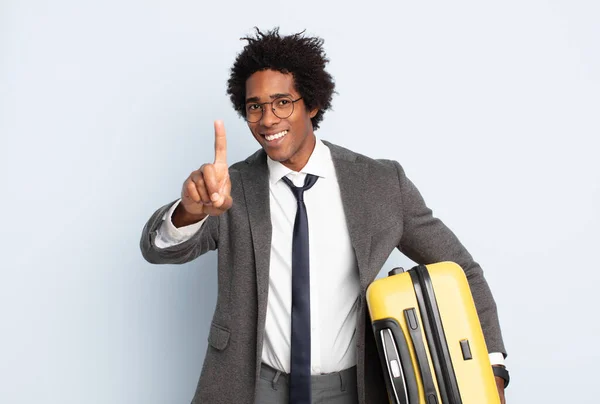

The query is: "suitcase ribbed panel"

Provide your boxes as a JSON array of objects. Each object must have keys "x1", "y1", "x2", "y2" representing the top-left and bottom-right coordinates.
[
  {"x1": 411, "y1": 266, "x2": 461, "y2": 404},
  {"x1": 425, "y1": 262, "x2": 500, "y2": 404}
]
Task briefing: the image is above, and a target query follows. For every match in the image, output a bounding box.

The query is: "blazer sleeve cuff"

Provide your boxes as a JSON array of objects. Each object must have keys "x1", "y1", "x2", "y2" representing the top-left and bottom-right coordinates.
[{"x1": 155, "y1": 199, "x2": 207, "y2": 249}]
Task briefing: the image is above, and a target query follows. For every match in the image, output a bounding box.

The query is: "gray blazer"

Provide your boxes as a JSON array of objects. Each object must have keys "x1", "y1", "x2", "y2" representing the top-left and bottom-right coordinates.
[{"x1": 140, "y1": 141, "x2": 506, "y2": 404}]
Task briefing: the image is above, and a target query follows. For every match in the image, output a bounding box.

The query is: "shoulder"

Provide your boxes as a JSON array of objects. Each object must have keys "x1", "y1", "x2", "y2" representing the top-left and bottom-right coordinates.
[
  {"x1": 323, "y1": 140, "x2": 405, "y2": 178},
  {"x1": 228, "y1": 148, "x2": 267, "y2": 175}
]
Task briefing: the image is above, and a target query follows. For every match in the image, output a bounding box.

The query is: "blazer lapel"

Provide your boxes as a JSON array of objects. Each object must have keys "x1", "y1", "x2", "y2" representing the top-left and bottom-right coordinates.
[
  {"x1": 239, "y1": 150, "x2": 272, "y2": 315},
  {"x1": 240, "y1": 142, "x2": 378, "y2": 302},
  {"x1": 326, "y1": 142, "x2": 374, "y2": 291}
]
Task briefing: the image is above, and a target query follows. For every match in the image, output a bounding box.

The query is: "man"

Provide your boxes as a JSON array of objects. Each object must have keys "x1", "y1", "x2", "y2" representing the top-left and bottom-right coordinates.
[{"x1": 140, "y1": 28, "x2": 509, "y2": 404}]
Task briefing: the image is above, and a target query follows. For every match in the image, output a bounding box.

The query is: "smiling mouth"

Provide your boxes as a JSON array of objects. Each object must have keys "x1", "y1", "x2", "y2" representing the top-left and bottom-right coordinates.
[{"x1": 264, "y1": 130, "x2": 288, "y2": 142}]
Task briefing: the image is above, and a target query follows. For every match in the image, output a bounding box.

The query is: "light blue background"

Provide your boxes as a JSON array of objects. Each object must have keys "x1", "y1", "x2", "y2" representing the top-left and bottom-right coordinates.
[{"x1": 1, "y1": 1, "x2": 598, "y2": 403}]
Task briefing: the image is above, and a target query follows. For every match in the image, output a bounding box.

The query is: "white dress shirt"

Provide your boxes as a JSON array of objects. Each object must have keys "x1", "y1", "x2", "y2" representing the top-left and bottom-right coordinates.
[
  {"x1": 154, "y1": 139, "x2": 505, "y2": 370},
  {"x1": 261, "y1": 140, "x2": 359, "y2": 374}
]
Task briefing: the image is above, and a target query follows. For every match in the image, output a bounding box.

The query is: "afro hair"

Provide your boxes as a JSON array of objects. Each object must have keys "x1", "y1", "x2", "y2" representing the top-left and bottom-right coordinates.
[{"x1": 227, "y1": 27, "x2": 335, "y2": 130}]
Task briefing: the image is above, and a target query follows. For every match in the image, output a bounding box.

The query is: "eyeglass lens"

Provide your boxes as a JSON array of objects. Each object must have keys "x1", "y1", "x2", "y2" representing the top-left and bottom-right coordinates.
[{"x1": 246, "y1": 97, "x2": 296, "y2": 122}]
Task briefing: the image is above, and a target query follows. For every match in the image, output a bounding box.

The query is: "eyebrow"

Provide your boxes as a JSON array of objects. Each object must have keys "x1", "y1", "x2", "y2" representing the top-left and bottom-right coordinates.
[{"x1": 245, "y1": 93, "x2": 293, "y2": 104}]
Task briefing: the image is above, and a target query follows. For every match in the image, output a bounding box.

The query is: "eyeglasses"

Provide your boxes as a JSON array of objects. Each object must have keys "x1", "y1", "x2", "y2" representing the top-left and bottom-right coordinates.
[{"x1": 245, "y1": 96, "x2": 303, "y2": 123}]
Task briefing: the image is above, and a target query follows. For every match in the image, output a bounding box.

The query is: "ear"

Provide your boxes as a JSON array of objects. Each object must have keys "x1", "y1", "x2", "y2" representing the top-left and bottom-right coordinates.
[{"x1": 309, "y1": 108, "x2": 319, "y2": 118}]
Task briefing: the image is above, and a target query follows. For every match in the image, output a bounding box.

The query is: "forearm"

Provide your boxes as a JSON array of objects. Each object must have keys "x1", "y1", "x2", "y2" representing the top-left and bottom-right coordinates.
[
  {"x1": 395, "y1": 161, "x2": 507, "y2": 356},
  {"x1": 140, "y1": 199, "x2": 218, "y2": 265}
]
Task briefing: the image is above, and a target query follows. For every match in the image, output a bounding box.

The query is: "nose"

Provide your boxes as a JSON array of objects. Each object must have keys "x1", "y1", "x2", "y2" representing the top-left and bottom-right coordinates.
[{"x1": 260, "y1": 106, "x2": 280, "y2": 127}]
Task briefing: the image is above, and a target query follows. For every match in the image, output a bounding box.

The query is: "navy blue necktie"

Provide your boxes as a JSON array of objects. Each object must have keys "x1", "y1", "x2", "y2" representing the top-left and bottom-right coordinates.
[{"x1": 282, "y1": 174, "x2": 318, "y2": 404}]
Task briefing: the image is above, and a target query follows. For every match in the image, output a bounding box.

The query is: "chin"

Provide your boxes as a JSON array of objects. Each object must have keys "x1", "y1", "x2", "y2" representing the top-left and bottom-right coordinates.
[{"x1": 265, "y1": 150, "x2": 290, "y2": 162}]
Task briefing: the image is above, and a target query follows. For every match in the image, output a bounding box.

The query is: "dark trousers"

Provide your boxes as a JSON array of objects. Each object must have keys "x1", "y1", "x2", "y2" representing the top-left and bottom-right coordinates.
[{"x1": 255, "y1": 363, "x2": 359, "y2": 404}]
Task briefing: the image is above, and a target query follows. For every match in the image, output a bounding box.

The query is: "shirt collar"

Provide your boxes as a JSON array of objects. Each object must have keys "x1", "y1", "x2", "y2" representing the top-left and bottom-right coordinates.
[{"x1": 267, "y1": 138, "x2": 334, "y2": 185}]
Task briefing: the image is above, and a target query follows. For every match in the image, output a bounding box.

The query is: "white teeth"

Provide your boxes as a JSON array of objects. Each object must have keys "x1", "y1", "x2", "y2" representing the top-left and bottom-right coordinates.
[{"x1": 265, "y1": 130, "x2": 287, "y2": 141}]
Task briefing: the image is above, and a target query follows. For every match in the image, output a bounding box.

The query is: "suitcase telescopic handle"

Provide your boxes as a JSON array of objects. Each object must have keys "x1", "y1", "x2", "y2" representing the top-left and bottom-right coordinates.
[
  {"x1": 380, "y1": 328, "x2": 410, "y2": 404},
  {"x1": 373, "y1": 319, "x2": 419, "y2": 404},
  {"x1": 404, "y1": 308, "x2": 439, "y2": 404}
]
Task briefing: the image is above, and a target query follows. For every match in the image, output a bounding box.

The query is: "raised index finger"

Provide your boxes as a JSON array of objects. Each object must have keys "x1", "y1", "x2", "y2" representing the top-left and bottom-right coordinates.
[{"x1": 214, "y1": 120, "x2": 227, "y2": 164}]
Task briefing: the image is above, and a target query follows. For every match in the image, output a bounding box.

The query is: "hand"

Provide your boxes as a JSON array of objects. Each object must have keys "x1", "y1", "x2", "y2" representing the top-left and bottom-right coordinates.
[
  {"x1": 495, "y1": 375, "x2": 506, "y2": 404},
  {"x1": 176, "y1": 120, "x2": 232, "y2": 225}
]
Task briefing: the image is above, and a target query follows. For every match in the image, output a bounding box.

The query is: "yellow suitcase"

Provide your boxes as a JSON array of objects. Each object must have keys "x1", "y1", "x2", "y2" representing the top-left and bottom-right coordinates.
[{"x1": 366, "y1": 262, "x2": 500, "y2": 404}]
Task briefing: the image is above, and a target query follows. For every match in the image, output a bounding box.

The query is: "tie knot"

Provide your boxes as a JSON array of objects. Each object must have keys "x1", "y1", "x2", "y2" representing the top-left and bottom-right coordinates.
[{"x1": 282, "y1": 174, "x2": 318, "y2": 202}]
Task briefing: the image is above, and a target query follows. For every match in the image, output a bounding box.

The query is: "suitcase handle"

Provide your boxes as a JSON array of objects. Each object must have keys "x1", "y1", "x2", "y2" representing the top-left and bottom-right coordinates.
[
  {"x1": 380, "y1": 328, "x2": 410, "y2": 404},
  {"x1": 372, "y1": 319, "x2": 419, "y2": 404},
  {"x1": 404, "y1": 308, "x2": 439, "y2": 404}
]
